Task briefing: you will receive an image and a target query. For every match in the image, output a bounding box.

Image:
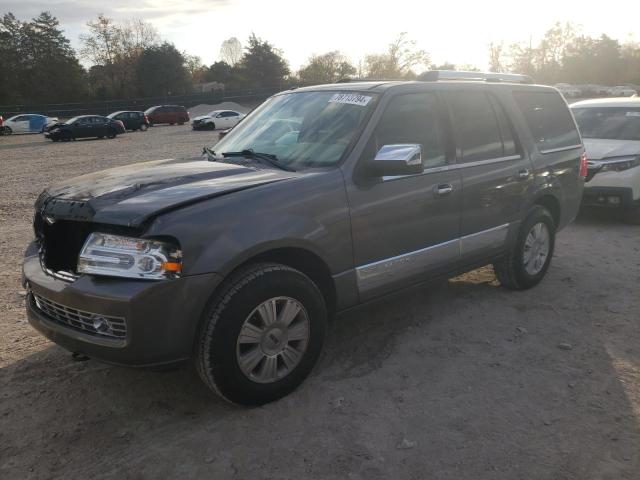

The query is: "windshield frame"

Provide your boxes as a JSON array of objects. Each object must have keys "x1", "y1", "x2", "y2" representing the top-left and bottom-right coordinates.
[
  {"x1": 572, "y1": 106, "x2": 640, "y2": 141},
  {"x1": 211, "y1": 89, "x2": 380, "y2": 170}
]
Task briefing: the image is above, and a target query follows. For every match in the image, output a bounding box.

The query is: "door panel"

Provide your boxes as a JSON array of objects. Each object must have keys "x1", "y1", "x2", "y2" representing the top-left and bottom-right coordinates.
[
  {"x1": 347, "y1": 92, "x2": 461, "y2": 300},
  {"x1": 447, "y1": 91, "x2": 534, "y2": 259}
]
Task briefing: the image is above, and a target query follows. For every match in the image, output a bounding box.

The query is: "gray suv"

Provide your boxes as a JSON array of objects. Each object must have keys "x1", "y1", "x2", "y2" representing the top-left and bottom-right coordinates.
[{"x1": 23, "y1": 72, "x2": 586, "y2": 405}]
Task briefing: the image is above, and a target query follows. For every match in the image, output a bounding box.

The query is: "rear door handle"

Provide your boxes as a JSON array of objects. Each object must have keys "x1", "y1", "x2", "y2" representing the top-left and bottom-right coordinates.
[
  {"x1": 434, "y1": 184, "x2": 453, "y2": 197},
  {"x1": 517, "y1": 169, "x2": 530, "y2": 180}
]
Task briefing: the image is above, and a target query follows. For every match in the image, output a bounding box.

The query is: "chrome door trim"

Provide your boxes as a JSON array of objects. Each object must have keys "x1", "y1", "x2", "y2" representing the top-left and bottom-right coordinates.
[
  {"x1": 356, "y1": 238, "x2": 459, "y2": 294},
  {"x1": 355, "y1": 223, "x2": 511, "y2": 294},
  {"x1": 382, "y1": 155, "x2": 522, "y2": 182},
  {"x1": 460, "y1": 223, "x2": 509, "y2": 256},
  {"x1": 539, "y1": 144, "x2": 583, "y2": 154}
]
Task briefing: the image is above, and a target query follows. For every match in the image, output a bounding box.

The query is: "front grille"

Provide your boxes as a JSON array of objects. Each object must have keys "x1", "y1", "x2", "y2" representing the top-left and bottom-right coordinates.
[{"x1": 31, "y1": 292, "x2": 127, "y2": 340}]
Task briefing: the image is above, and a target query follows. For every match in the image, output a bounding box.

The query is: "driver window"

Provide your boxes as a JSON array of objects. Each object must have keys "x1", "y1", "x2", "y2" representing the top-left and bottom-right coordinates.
[{"x1": 369, "y1": 93, "x2": 446, "y2": 169}]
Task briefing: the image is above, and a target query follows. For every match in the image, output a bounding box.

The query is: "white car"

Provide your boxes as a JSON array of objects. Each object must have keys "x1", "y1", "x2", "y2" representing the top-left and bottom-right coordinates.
[
  {"x1": 554, "y1": 83, "x2": 581, "y2": 98},
  {"x1": 607, "y1": 86, "x2": 637, "y2": 97},
  {"x1": 2, "y1": 114, "x2": 58, "y2": 134},
  {"x1": 191, "y1": 110, "x2": 245, "y2": 131},
  {"x1": 571, "y1": 97, "x2": 640, "y2": 223}
]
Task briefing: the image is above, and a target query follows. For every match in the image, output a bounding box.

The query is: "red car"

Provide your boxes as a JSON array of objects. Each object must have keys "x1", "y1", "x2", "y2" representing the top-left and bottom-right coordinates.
[{"x1": 144, "y1": 105, "x2": 189, "y2": 126}]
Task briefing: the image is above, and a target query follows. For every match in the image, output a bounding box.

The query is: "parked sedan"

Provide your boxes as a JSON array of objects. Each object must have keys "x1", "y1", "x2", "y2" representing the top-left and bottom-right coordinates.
[
  {"x1": 2, "y1": 114, "x2": 58, "y2": 134},
  {"x1": 191, "y1": 110, "x2": 245, "y2": 130},
  {"x1": 107, "y1": 111, "x2": 149, "y2": 131},
  {"x1": 45, "y1": 115, "x2": 126, "y2": 142}
]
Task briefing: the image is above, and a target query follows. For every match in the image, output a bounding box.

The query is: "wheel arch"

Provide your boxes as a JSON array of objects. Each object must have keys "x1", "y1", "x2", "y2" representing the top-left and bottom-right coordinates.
[
  {"x1": 531, "y1": 193, "x2": 561, "y2": 228},
  {"x1": 223, "y1": 246, "x2": 337, "y2": 315}
]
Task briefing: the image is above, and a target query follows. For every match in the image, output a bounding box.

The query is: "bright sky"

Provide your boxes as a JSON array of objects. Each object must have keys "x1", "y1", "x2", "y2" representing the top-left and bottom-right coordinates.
[{"x1": 4, "y1": 0, "x2": 640, "y2": 71}]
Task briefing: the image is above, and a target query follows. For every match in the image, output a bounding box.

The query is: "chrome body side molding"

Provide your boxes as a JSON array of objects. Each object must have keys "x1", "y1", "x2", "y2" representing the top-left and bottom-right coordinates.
[{"x1": 355, "y1": 223, "x2": 510, "y2": 294}]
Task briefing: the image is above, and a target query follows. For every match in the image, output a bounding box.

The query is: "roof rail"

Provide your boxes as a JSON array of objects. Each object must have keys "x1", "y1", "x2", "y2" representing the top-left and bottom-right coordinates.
[{"x1": 418, "y1": 70, "x2": 534, "y2": 84}]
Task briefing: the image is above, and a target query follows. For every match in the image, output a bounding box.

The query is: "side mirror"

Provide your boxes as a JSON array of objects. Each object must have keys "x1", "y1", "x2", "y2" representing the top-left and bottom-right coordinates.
[{"x1": 371, "y1": 144, "x2": 423, "y2": 176}]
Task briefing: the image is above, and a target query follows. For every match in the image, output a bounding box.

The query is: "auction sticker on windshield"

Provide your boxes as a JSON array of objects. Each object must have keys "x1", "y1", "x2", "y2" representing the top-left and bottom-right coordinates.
[{"x1": 329, "y1": 93, "x2": 372, "y2": 107}]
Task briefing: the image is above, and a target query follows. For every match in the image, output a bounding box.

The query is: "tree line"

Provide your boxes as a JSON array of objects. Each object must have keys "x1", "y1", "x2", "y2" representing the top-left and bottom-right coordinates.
[
  {"x1": 1, "y1": 12, "x2": 640, "y2": 108},
  {"x1": 489, "y1": 22, "x2": 640, "y2": 86}
]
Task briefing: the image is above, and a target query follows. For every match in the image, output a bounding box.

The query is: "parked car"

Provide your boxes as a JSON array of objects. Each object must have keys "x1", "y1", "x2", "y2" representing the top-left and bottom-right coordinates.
[
  {"x1": 44, "y1": 115, "x2": 126, "y2": 141},
  {"x1": 107, "y1": 111, "x2": 149, "y2": 131},
  {"x1": 571, "y1": 97, "x2": 640, "y2": 223},
  {"x1": 191, "y1": 110, "x2": 245, "y2": 130},
  {"x1": 0, "y1": 115, "x2": 8, "y2": 135},
  {"x1": 554, "y1": 83, "x2": 581, "y2": 98},
  {"x1": 1, "y1": 114, "x2": 58, "y2": 134},
  {"x1": 608, "y1": 86, "x2": 637, "y2": 97},
  {"x1": 24, "y1": 72, "x2": 585, "y2": 405},
  {"x1": 144, "y1": 105, "x2": 189, "y2": 126}
]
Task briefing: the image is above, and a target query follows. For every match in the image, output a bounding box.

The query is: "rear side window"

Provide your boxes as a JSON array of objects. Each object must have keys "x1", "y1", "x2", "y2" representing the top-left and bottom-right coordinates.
[
  {"x1": 449, "y1": 92, "x2": 508, "y2": 162},
  {"x1": 371, "y1": 93, "x2": 447, "y2": 169},
  {"x1": 513, "y1": 91, "x2": 581, "y2": 152}
]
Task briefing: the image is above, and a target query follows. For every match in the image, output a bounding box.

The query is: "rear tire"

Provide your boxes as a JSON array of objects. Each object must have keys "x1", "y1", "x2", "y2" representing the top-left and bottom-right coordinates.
[
  {"x1": 195, "y1": 263, "x2": 327, "y2": 406},
  {"x1": 493, "y1": 205, "x2": 556, "y2": 290},
  {"x1": 106, "y1": 128, "x2": 116, "y2": 139},
  {"x1": 140, "y1": 124, "x2": 148, "y2": 131}
]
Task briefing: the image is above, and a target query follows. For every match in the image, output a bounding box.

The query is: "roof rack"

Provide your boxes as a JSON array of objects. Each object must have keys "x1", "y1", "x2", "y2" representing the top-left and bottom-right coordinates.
[{"x1": 418, "y1": 70, "x2": 534, "y2": 84}]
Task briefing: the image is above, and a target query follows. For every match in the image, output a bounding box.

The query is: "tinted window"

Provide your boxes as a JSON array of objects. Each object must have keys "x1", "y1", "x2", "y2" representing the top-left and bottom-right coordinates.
[
  {"x1": 13, "y1": 115, "x2": 29, "y2": 121},
  {"x1": 491, "y1": 97, "x2": 518, "y2": 156},
  {"x1": 513, "y1": 91, "x2": 581, "y2": 151},
  {"x1": 572, "y1": 107, "x2": 640, "y2": 141},
  {"x1": 449, "y1": 92, "x2": 504, "y2": 162},
  {"x1": 370, "y1": 93, "x2": 447, "y2": 169},
  {"x1": 221, "y1": 111, "x2": 238, "y2": 117}
]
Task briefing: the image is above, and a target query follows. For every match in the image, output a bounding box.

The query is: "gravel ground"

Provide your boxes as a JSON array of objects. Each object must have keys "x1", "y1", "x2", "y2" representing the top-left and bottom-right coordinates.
[{"x1": 1, "y1": 127, "x2": 639, "y2": 479}]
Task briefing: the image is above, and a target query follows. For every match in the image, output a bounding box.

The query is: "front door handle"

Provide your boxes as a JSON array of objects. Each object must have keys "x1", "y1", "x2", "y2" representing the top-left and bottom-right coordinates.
[
  {"x1": 434, "y1": 184, "x2": 453, "y2": 197},
  {"x1": 517, "y1": 169, "x2": 530, "y2": 180}
]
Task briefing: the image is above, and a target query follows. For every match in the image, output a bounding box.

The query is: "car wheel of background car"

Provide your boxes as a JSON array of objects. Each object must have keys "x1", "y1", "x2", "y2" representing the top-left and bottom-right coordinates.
[
  {"x1": 61, "y1": 131, "x2": 73, "y2": 142},
  {"x1": 97, "y1": 135, "x2": 104, "y2": 139},
  {"x1": 4, "y1": 127, "x2": 12, "y2": 135},
  {"x1": 106, "y1": 129, "x2": 116, "y2": 139},
  {"x1": 148, "y1": 121, "x2": 154, "y2": 127},
  {"x1": 169, "y1": 122, "x2": 175, "y2": 125},
  {"x1": 178, "y1": 122, "x2": 184, "y2": 126},
  {"x1": 208, "y1": 122, "x2": 216, "y2": 131},
  {"x1": 493, "y1": 205, "x2": 556, "y2": 290},
  {"x1": 195, "y1": 262, "x2": 327, "y2": 406},
  {"x1": 140, "y1": 124, "x2": 148, "y2": 131}
]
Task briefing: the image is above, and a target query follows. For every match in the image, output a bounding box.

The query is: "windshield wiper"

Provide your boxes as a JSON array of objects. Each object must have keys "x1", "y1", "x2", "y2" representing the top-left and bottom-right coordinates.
[{"x1": 222, "y1": 149, "x2": 296, "y2": 172}]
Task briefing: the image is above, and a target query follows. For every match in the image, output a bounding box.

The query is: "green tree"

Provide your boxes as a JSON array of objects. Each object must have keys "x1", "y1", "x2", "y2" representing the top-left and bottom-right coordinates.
[
  {"x1": 135, "y1": 42, "x2": 191, "y2": 96},
  {"x1": 298, "y1": 51, "x2": 356, "y2": 84},
  {"x1": 235, "y1": 33, "x2": 290, "y2": 88},
  {"x1": 0, "y1": 12, "x2": 86, "y2": 105}
]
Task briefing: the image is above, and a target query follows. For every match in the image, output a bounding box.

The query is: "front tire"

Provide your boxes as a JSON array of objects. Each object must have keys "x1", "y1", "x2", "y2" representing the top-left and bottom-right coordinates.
[
  {"x1": 493, "y1": 205, "x2": 556, "y2": 290},
  {"x1": 195, "y1": 263, "x2": 327, "y2": 406}
]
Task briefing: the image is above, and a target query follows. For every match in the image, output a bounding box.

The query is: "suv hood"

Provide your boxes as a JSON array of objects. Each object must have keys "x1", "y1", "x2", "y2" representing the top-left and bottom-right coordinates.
[
  {"x1": 193, "y1": 115, "x2": 213, "y2": 121},
  {"x1": 583, "y1": 138, "x2": 640, "y2": 160},
  {"x1": 36, "y1": 158, "x2": 297, "y2": 227}
]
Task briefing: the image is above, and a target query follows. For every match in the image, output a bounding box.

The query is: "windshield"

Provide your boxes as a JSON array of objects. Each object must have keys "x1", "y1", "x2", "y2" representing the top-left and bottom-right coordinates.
[
  {"x1": 66, "y1": 116, "x2": 81, "y2": 124},
  {"x1": 213, "y1": 91, "x2": 377, "y2": 168},
  {"x1": 572, "y1": 107, "x2": 640, "y2": 141}
]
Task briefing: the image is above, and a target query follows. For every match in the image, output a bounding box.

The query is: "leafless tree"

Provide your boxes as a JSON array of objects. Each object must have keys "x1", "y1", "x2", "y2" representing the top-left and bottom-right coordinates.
[{"x1": 220, "y1": 37, "x2": 242, "y2": 65}]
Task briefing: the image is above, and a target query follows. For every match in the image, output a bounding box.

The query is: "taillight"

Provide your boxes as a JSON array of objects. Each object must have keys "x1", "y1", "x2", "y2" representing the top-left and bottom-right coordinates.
[
  {"x1": 579, "y1": 151, "x2": 588, "y2": 178},
  {"x1": 144, "y1": 115, "x2": 149, "y2": 123}
]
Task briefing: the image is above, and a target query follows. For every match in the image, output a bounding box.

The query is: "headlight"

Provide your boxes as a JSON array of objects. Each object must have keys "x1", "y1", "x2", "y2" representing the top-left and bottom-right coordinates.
[
  {"x1": 599, "y1": 156, "x2": 640, "y2": 172},
  {"x1": 78, "y1": 233, "x2": 182, "y2": 280}
]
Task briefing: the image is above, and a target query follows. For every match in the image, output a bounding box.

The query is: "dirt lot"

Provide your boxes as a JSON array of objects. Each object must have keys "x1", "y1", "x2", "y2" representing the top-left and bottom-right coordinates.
[{"x1": 1, "y1": 127, "x2": 639, "y2": 479}]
